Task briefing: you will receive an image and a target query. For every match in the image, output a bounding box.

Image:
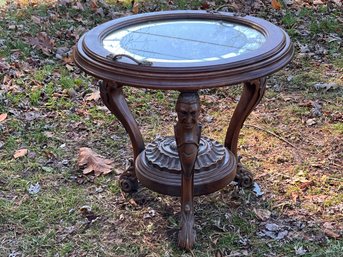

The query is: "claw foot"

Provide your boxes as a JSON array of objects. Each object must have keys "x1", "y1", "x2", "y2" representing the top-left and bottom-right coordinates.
[
  {"x1": 119, "y1": 176, "x2": 138, "y2": 193},
  {"x1": 178, "y1": 206, "x2": 196, "y2": 250}
]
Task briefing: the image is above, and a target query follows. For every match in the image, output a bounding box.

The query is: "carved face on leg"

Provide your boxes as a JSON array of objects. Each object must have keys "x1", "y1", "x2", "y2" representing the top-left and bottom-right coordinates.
[{"x1": 176, "y1": 92, "x2": 200, "y2": 130}]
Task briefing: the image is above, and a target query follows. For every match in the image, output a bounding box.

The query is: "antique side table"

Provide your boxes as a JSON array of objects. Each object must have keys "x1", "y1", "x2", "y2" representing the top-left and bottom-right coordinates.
[{"x1": 74, "y1": 10, "x2": 293, "y2": 250}]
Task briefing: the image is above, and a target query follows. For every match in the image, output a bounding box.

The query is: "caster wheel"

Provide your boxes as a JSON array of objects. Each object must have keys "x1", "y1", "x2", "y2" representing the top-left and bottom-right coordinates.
[
  {"x1": 120, "y1": 177, "x2": 138, "y2": 193},
  {"x1": 235, "y1": 165, "x2": 254, "y2": 188},
  {"x1": 240, "y1": 173, "x2": 254, "y2": 188}
]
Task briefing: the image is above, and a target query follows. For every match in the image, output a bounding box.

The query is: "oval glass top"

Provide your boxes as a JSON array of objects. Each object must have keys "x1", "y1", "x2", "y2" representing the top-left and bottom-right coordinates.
[{"x1": 102, "y1": 19, "x2": 266, "y2": 64}]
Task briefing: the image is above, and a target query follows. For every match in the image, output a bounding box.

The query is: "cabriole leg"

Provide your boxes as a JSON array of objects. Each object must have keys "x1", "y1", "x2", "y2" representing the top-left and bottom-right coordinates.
[
  {"x1": 224, "y1": 78, "x2": 267, "y2": 188},
  {"x1": 99, "y1": 80, "x2": 145, "y2": 192}
]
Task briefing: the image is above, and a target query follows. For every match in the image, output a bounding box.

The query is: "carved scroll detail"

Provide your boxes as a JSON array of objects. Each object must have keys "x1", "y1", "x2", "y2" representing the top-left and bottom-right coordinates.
[{"x1": 174, "y1": 92, "x2": 201, "y2": 250}]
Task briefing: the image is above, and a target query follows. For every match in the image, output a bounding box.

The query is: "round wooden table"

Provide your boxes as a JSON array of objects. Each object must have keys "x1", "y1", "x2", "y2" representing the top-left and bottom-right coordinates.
[{"x1": 74, "y1": 10, "x2": 293, "y2": 249}]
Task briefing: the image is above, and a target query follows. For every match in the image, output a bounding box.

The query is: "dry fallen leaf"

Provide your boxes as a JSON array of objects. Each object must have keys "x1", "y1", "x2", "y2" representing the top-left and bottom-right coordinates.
[
  {"x1": 323, "y1": 228, "x2": 341, "y2": 239},
  {"x1": 129, "y1": 198, "x2": 138, "y2": 206},
  {"x1": 65, "y1": 64, "x2": 74, "y2": 71},
  {"x1": 299, "y1": 181, "x2": 314, "y2": 191},
  {"x1": 85, "y1": 91, "x2": 100, "y2": 101},
  {"x1": 132, "y1": 1, "x2": 139, "y2": 14},
  {"x1": 28, "y1": 32, "x2": 55, "y2": 56},
  {"x1": 78, "y1": 147, "x2": 114, "y2": 176},
  {"x1": 254, "y1": 208, "x2": 272, "y2": 221},
  {"x1": 0, "y1": 113, "x2": 8, "y2": 122},
  {"x1": 31, "y1": 15, "x2": 41, "y2": 24},
  {"x1": 63, "y1": 56, "x2": 74, "y2": 64},
  {"x1": 271, "y1": 0, "x2": 282, "y2": 10},
  {"x1": 89, "y1": 0, "x2": 98, "y2": 10},
  {"x1": 14, "y1": 148, "x2": 28, "y2": 159}
]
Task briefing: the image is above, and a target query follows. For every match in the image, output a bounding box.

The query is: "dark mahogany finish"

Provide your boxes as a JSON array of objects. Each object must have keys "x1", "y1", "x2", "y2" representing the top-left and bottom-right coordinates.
[
  {"x1": 136, "y1": 137, "x2": 236, "y2": 196},
  {"x1": 174, "y1": 92, "x2": 201, "y2": 249},
  {"x1": 99, "y1": 81, "x2": 144, "y2": 192},
  {"x1": 74, "y1": 11, "x2": 294, "y2": 90},
  {"x1": 74, "y1": 10, "x2": 294, "y2": 250}
]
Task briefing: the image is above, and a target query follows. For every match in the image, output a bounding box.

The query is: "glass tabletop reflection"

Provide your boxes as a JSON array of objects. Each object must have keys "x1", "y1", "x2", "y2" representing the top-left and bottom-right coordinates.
[{"x1": 102, "y1": 19, "x2": 266, "y2": 64}]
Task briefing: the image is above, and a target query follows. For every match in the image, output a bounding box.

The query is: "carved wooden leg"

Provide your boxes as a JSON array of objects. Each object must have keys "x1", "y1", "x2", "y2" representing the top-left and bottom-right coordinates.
[
  {"x1": 99, "y1": 80, "x2": 145, "y2": 192},
  {"x1": 224, "y1": 78, "x2": 266, "y2": 187},
  {"x1": 174, "y1": 92, "x2": 201, "y2": 250}
]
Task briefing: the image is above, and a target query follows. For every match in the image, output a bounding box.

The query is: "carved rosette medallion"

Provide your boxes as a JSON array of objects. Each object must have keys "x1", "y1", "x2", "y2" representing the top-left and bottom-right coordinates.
[{"x1": 145, "y1": 136, "x2": 226, "y2": 173}]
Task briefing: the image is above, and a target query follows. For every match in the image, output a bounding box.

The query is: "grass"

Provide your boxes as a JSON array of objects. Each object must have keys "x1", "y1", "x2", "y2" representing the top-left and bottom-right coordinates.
[
  {"x1": 0, "y1": 0, "x2": 342, "y2": 256},
  {"x1": 331, "y1": 122, "x2": 343, "y2": 134}
]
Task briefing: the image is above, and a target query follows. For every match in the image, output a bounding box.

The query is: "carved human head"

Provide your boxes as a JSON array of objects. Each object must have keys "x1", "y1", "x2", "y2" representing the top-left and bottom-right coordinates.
[{"x1": 176, "y1": 92, "x2": 200, "y2": 129}]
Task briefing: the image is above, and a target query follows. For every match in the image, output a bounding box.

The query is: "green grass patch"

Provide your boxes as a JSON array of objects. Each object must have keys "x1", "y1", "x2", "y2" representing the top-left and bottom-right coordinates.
[
  {"x1": 282, "y1": 11, "x2": 298, "y2": 29},
  {"x1": 33, "y1": 65, "x2": 55, "y2": 82},
  {"x1": 310, "y1": 16, "x2": 342, "y2": 35},
  {"x1": 231, "y1": 212, "x2": 257, "y2": 235},
  {"x1": 290, "y1": 71, "x2": 322, "y2": 90},
  {"x1": 331, "y1": 122, "x2": 343, "y2": 134},
  {"x1": 217, "y1": 232, "x2": 239, "y2": 248},
  {"x1": 1, "y1": 185, "x2": 86, "y2": 256}
]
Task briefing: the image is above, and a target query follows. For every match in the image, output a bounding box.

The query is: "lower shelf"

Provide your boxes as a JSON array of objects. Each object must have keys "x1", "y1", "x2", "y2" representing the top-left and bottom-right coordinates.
[{"x1": 135, "y1": 136, "x2": 237, "y2": 196}]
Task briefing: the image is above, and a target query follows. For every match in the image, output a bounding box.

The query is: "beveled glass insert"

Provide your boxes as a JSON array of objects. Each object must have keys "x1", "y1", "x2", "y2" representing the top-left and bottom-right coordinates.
[{"x1": 102, "y1": 19, "x2": 266, "y2": 64}]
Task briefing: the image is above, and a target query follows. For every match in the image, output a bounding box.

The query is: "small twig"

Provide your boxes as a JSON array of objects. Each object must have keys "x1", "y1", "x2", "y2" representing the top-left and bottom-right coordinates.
[
  {"x1": 190, "y1": 249, "x2": 196, "y2": 257},
  {"x1": 245, "y1": 124, "x2": 297, "y2": 148}
]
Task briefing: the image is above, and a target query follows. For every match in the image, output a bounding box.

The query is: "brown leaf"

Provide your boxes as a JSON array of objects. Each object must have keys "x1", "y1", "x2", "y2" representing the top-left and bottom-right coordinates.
[
  {"x1": 78, "y1": 147, "x2": 114, "y2": 176},
  {"x1": 323, "y1": 228, "x2": 341, "y2": 239},
  {"x1": 129, "y1": 198, "x2": 138, "y2": 206},
  {"x1": 31, "y1": 15, "x2": 41, "y2": 24},
  {"x1": 271, "y1": 0, "x2": 282, "y2": 10},
  {"x1": 254, "y1": 208, "x2": 272, "y2": 221},
  {"x1": 132, "y1": 2, "x2": 139, "y2": 14},
  {"x1": 63, "y1": 56, "x2": 74, "y2": 64},
  {"x1": 85, "y1": 91, "x2": 100, "y2": 102},
  {"x1": 89, "y1": 0, "x2": 98, "y2": 10},
  {"x1": 28, "y1": 32, "x2": 55, "y2": 56},
  {"x1": 300, "y1": 181, "x2": 314, "y2": 191},
  {"x1": 13, "y1": 148, "x2": 28, "y2": 159},
  {"x1": 291, "y1": 192, "x2": 300, "y2": 204},
  {"x1": 0, "y1": 113, "x2": 8, "y2": 122},
  {"x1": 65, "y1": 64, "x2": 74, "y2": 71},
  {"x1": 200, "y1": 1, "x2": 210, "y2": 10}
]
